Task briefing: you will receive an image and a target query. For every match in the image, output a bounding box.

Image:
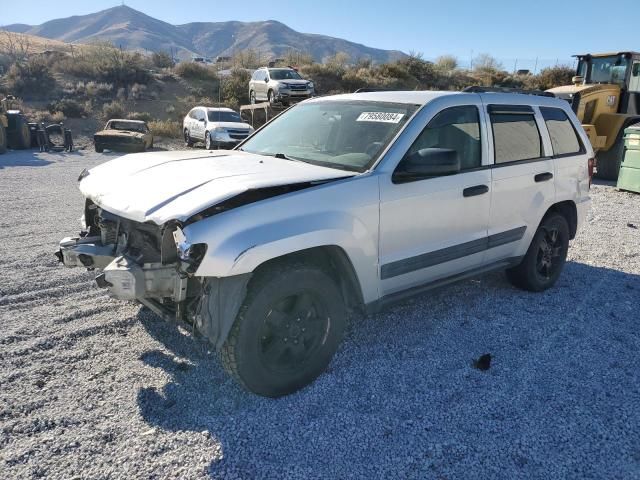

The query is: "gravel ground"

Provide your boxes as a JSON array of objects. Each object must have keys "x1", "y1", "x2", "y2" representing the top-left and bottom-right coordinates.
[{"x1": 1, "y1": 149, "x2": 639, "y2": 480}]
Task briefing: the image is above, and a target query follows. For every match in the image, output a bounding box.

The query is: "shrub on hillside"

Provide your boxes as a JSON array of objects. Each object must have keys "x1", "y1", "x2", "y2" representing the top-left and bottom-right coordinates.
[
  {"x1": 102, "y1": 101, "x2": 125, "y2": 120},
  {"x1": 53, "y1": 43, "x2": 152, "y2": 87},
  {"x1": 152, "y1": 51, "x2": 175, "y2": 69},
  {"x1": 221, "y1": 69, "x2": 251, "y2": 108},
  {"x1": 174, "y1": 62, "x2": 218, "y2": 82},
  {"x1": 149, "y1": 120, "x2": 182, "y2": 138},
  {"x1": 48, "y1": 99, "x2": 87, "y2": 118},
  {"x1": 128, "y1": 111, "x2": 153, "y2": 123},
  {"x1": 5, "y1": 56, "x2": 56, "y2": 96},
  {"x1": 527, "y1": 66, "x2": 575, "y2": 91}
]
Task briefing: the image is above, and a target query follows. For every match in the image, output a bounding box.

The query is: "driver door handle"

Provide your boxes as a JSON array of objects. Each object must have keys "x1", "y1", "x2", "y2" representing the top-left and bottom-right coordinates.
[{"x1": 463, "y1": 184, "x2": 489, "y2": 197}]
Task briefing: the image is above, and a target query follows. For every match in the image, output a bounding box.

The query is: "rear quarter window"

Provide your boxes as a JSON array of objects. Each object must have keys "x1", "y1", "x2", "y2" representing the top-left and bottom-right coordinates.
[{"x1": 540, "y1": 107, "x2": 583, "y2": 156}]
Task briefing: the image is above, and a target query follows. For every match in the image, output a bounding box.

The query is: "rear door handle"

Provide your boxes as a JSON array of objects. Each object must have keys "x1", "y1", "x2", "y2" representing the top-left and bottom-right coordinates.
[
  {"x1": 463, "y1": 184, "x2": 489, "y2": 197},
  {"x1": 534, "y1": 172, "x2": 553, "y2": 182}
]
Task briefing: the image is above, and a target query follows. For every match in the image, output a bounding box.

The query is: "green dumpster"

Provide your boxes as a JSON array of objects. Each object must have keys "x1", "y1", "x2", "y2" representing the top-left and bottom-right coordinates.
[{"x1": 617, "y1": 125, "x2": 640, "y2": 193}]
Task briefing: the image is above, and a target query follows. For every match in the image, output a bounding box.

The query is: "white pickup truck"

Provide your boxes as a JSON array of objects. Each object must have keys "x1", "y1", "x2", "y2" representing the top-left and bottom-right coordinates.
[{"x1": 57, "y1": 89, "x2": 592, "y2": 397}]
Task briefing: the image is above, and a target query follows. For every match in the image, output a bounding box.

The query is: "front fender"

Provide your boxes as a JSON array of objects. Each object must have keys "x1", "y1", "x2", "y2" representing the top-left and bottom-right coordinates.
[{"x1": 182, "y1": 177, "x2": 381, "y2": 303}]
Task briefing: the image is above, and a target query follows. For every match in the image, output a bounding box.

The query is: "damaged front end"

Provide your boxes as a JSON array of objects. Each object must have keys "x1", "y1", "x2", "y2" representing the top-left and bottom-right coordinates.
[{"x1": 56, "y1": 200, "x2": 208, "y2": 323}]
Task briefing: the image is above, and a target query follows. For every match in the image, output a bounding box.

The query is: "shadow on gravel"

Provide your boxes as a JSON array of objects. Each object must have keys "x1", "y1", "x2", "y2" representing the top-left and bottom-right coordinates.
[
  {"x1": 0, "y1": 151, "x2": 54, "y2": 168},
  {"x1": 136, "y1": 261, "x2": 640, "y2": 479}
]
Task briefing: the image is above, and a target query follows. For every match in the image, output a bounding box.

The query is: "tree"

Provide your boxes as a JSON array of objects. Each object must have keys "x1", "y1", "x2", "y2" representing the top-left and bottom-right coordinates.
[{"x1": 0, "y1": 31, "x2": 32, "y2": 63}]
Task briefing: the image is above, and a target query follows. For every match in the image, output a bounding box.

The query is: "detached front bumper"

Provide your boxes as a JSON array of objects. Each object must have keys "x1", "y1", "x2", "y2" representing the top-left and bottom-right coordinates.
[{"x1": 56, "y1": 236, "x2": 187, "y2": 303}]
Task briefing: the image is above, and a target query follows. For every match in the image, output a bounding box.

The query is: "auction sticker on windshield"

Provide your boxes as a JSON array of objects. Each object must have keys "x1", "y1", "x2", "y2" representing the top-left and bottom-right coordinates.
[{"x1": 356, "y1": 112, "x2": 405, "y2": 123}]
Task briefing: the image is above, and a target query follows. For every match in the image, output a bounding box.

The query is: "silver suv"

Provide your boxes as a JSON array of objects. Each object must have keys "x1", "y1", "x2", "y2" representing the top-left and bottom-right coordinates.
[
  {"x1": 249, "y1": 67, "x2": 314, "y2": 105},
  {"x1": 57, "y1": 90, "x2": 591, "y2": 397}
]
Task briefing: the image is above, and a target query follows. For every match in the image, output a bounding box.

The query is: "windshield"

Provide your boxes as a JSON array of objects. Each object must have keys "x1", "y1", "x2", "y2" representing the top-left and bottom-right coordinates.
[
  {"x1": 239, "y1": 100, "x2": 418, "y2": 172},
  {"x1": 107, "y1": 121, "x2": 147, "y2": 133},
  {"x1": 578, "y1": 55, "x2": 630, "y2": 86},
  {"x1": 207, "y1": 110, "x2": 243, "y2": 123},
  {"x1": 269, "y1": 69, "x2": 302, "y2": 80}
]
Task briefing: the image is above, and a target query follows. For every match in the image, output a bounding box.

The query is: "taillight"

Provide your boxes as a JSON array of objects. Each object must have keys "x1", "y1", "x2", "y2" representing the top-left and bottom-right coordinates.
[{"x1": 588, "y1": 157, "x2": 595, "y2": 188}]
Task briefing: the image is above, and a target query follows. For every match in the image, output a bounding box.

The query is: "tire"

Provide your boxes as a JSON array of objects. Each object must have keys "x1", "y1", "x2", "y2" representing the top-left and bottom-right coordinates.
[
  {"x1": 184, "y1": 129, "x2": 193, "y2": 147},
  {"x1": 595, "y1": 136, "x2": 625, "y2": 181},
  {"x1": 0, "y1": 123, "x2": 6, "y2": 154},
  {"x1": 506, "y1": 213, "x2": 570, "y2": 292},
  {"x1": 250, "y1": 90, "x2": 256, "y2": 104},
  {"x1": 268, "y1": 89, "x2": 276, "y2": 105},
  {"x1": 95, "y1": 144, "x2": 104, "y2": 153},
  {"x1": 220, "y1": 262, "x2": 347, "y2": 397},
  {"x1": 205, "y1": 131, "x2": 211, "y2": 150},
  {"x1": 7, "y1": 115, "x2": 30, "y2": 150}
]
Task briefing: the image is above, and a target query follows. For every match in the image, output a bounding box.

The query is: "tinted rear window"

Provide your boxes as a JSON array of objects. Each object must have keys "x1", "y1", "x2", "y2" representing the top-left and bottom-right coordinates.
[
  {"x1": 540, "y1": 107, "x2": 583, "y2": 156},
  {"x1": 490, "y1": 112, "x2": 542, "y2": 163}
]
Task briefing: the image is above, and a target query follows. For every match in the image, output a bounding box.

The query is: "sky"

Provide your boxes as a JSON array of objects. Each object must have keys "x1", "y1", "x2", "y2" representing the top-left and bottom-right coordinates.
[{"x1": 1, "y1": 0, "x2": 638, "y2": 71}]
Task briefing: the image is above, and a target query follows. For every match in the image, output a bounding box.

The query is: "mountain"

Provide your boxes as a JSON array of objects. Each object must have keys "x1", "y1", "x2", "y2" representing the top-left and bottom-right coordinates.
[{"x1": 2, "y1": 6, "x2": 406, "y2": 63}]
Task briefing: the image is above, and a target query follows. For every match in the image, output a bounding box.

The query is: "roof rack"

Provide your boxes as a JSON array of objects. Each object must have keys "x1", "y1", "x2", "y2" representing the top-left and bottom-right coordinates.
[
  {"x1": 463, "y1": 86, "x2": 555, "y2": 98},
  {"x1": 353, "y1": 88, "x2": 391, "y2": 93}
]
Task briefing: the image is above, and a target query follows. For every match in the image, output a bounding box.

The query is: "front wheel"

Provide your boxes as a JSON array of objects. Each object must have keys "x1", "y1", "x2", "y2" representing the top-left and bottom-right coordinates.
[
  {"x1": 268, "y1": 90, "x2": 276, "y2": 105},
  {"x1": 184, "y1": 129, "x2": 193, "y2": 147},
  {"x1": 205, "y1": 131, "x2": 211, "y2": 150},
  {"x1": 506, "y1": 213, "x2": 570, "y2": 292},
  {"x1": 250, "y1": 90, "x2": 256, "y2": 104},
  {"x1": 220, "y1": 262, "x2": 346, "y2": 397}
]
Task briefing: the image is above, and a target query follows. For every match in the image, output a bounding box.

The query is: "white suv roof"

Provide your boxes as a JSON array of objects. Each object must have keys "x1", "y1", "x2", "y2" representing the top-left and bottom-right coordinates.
[{"x1": 310, "y1": 90, "x2": 567, "y2": 108}]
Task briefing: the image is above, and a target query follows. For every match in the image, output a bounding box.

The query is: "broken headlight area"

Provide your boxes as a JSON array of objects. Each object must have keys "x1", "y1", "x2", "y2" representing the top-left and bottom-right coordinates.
[{"x1": 56, "y1": 201, "x2": 207, "y2": 314}]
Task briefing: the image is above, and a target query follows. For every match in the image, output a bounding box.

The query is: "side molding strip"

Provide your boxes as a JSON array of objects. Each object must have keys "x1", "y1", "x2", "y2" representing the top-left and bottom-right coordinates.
[{"x1": 381, "y1": 226, "x2": 526, "y2": 280}]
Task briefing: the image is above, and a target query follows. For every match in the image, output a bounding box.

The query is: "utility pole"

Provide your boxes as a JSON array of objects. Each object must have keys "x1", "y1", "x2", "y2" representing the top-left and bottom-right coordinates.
[{"x1": 533, "y1": 56, "x2": 539, "y2": 75}]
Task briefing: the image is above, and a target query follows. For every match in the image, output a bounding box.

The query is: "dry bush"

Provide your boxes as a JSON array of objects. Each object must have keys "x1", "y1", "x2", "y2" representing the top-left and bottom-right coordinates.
[
  {"x1": 174, "y1": 62, "x2": 218, "y2": 82},
  {"x1": 52, "y1": 43, "x2": 152, "y2": 87},
  {"x1": 31, "y1": 110, "x2": 65, "y2": 123},
  {"x1": 48, "y1": 98, "x2": 87, "y2": 118},
  {"x1": 127, "y1": 111, "x2": 153, "y2": 122},
  {"x1": 149, "y1": 120, "x2": 182, "y2": 138},
  {"x1": 102, "y1": 101, "x2": 125, "y2": 120},
  {"x1": 152, "y1": 51, "x2": 174, "y2": 69},
  {"x1": 221, "y1": 69, "x2": 251, "y2": 108},
  {"x1": 4, "y1": 56, "x2": 56, "y2": 96}
]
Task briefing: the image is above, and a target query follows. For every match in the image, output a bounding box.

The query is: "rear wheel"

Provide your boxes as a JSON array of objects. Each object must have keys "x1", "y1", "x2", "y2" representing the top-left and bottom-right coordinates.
[
  {"x1": 95, "y1": 144, "x2": 104, "y2": 153},
  {"x1": 0, "y1": 124, "x2": 6, "y2": 154},
  {"x1": 220, "y1": 262, "x2": 347, "y2": 397},
  {"x1": 506, "y1": 213, "x2": 570, "y2": 292}
]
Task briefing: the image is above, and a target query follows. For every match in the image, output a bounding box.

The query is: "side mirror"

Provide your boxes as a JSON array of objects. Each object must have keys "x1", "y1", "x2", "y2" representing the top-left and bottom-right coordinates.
[
  {"x1": 393, "y1": 148, "x2": 460, "y2": 183},
  {"x1": 199, "y1": 118, "x2": 206, "y2": 123},
  {"x1": 264, "y1": 78, "x2": 269, "y2": 83}
]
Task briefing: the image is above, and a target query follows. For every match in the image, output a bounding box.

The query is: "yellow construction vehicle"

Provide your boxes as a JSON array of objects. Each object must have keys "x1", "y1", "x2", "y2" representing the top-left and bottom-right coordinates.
[
  {"x1": 547, "y1": 52, "x2": 640, "y2": 180},
  {"x1": 0, "y1": 95, "x2": 31, "y2": 154}
]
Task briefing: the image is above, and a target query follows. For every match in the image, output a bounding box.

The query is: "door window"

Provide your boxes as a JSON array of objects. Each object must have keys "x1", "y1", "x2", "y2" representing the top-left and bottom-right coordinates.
[
  {"x1": 630, "y1": 62, "x2": 640, "y2": 93},
  {"x1": 489, "y1": 106, "x2": 542, "y2": 163},
  {"x1": 397, "y1": 105, "x2": 482, "y2": 174},
  {"x1": 540, "y1": 107, "x2": 583, "y2": 156}
]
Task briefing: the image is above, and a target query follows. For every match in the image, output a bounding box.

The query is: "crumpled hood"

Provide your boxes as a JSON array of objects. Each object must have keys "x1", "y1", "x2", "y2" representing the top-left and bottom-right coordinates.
[{"x1": 80, "y1": 149, "x2": 353, "y2": 224}]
